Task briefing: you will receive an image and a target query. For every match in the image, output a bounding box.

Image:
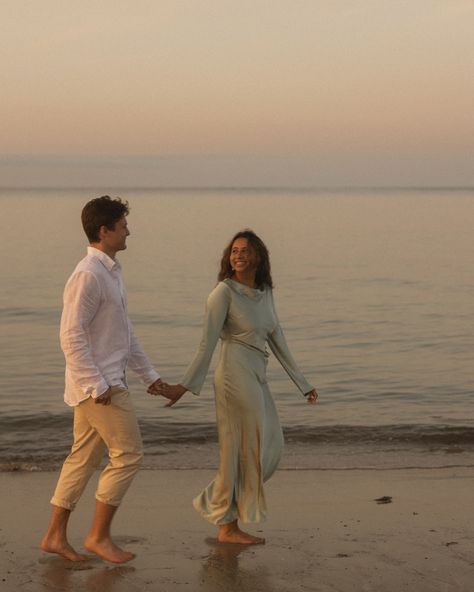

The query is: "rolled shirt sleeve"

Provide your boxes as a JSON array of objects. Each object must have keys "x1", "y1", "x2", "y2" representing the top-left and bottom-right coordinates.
[{"x1": 60, "y1": 271, "x2": 109, "y2": 398}]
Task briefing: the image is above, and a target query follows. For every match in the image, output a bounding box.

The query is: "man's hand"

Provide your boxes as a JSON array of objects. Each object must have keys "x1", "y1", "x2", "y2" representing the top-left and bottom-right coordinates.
[
  {"x1": 148, "y1": 380, "x2": 187, "y2": 406},
  {"x1": 95, "y1": 387, "x2": 112, "y2": 405},
  {"x1": 147, "y1": 378, "x2": 164, "y2": 396}
]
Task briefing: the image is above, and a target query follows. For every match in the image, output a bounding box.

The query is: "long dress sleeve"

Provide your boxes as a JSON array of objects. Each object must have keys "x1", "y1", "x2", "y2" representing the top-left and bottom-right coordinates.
[
  {"x1": 267, "y1": 291, "x2": 314, "y2": 396},
  {"x1": 181, "y1": 282, "x2": 231, "y2": 395}
]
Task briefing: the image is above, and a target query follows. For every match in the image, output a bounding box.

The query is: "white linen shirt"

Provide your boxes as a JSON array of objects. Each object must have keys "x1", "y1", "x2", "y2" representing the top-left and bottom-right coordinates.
[{"x1": 60, "y1": 246, "x2": 160, "y2": 406}]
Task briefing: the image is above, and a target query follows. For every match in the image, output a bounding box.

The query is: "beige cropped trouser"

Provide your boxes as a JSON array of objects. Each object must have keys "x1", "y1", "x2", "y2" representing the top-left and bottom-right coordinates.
[{"x1": 51, "y1": 388, "x2": 143, "y2": 511}]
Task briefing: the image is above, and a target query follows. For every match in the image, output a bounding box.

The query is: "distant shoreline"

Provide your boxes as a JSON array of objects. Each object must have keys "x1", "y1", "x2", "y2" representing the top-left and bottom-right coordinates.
[{"x1": 1, "y1": 185, "x2": 473, "y2": 192}]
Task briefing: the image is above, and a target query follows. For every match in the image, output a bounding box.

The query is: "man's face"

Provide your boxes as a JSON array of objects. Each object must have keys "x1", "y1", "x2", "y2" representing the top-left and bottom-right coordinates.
[{"x1": 101, "y1": 216, "x2": 130, "y2": 253}]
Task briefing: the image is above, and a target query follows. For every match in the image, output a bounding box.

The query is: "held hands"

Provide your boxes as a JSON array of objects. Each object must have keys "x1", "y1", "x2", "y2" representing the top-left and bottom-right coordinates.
[
  {"x1": 162, "y1": 384, "x2": 187, "y2": 407},
  {"x1": 147, "y1": 379, "x2": 187, "y2": 407},
  {"x1": 147, "y1": 378, "x2": 168, "y2": 398},
  {"x1": 306, "y1": 388, "x2": 318, "y2": 404}
]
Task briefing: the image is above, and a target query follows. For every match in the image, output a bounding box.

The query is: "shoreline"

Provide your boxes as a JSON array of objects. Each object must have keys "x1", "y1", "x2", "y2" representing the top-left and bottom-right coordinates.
[
  {"x1": 3, "y1": 440, "x2": 474, "y2": 473},
  {"x1": 1, "y1": 466, "x2": 473, "y2": 591}
]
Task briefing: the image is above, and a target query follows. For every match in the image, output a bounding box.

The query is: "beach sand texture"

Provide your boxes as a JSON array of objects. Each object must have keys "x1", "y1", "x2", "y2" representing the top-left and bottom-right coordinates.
[{"x1": 1, "y1": 467, "x2": 473, "y2": 592}]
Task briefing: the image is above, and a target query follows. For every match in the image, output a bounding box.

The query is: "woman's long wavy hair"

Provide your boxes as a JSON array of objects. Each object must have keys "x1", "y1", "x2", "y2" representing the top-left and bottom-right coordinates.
[{"x1": 218, "y1": 229, "x2": 273, "y2": 290}]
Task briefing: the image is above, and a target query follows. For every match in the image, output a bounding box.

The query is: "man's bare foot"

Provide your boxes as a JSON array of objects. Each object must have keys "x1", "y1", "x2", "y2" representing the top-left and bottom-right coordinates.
[
  {"x1": 84, "y1": 537, "x2": 135, "y2": 564},
  {"x1": 218, "y1": 523, "x2": 265, "y2": 545},
  {"x1": 40, "y1": 535, "x2": 90, "y2": 562}
]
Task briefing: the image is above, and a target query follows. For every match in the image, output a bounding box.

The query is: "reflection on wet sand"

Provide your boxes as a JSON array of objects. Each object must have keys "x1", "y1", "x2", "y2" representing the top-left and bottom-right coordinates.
[
  {"x1": 84, "y1": 565, "x2": 136, "y2": 591},
  {"x1": 200, "y1": 537, "x2": 273, "y2": 592},
  {"x1": 38, "y1": 556, "x2": 136, "y2": 592}
]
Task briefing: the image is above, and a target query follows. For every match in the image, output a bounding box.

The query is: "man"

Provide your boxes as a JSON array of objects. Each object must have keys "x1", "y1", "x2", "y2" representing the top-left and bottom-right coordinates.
[{"x1": 41, "y1": 196, "x2": 170, "y2": 564}]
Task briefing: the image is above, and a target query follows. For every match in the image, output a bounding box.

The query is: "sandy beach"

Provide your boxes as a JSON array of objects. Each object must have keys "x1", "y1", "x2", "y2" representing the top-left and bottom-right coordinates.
[{"x1": 1, "y1": 466, "x2": 473, "y2": 591}]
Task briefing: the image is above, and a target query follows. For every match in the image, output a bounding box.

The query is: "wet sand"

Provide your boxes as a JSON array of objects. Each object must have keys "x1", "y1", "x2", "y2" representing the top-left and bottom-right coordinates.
[{"x1": 1, "y1": 467, "x2": 473, "y2": 591}]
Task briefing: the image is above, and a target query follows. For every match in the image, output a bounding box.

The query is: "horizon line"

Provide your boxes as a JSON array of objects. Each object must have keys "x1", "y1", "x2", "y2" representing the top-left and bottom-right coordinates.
[{"x1": 0, "y1": 185, "x2": 473, "y2": 192}]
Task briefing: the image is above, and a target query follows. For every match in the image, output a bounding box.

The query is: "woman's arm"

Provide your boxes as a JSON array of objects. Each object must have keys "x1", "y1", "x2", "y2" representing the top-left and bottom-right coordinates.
[
  {"x1": 267, "y1": 290, "x2": 317, "y2": 399},
  {"x1": 157, "y1": 282, "x2": 231, "y2": 405}
]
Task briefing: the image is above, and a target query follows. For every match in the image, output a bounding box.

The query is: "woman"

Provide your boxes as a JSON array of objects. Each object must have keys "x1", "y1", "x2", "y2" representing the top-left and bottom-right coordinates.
[{"x1": 158, "y1": 230, "x2": 318, "y2": 545}]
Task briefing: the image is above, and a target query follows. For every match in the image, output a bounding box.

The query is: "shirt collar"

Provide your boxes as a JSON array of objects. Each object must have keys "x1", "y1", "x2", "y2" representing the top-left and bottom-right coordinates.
[{"x1": 87, "y1": 246, "x2": 118, "y2": 271}]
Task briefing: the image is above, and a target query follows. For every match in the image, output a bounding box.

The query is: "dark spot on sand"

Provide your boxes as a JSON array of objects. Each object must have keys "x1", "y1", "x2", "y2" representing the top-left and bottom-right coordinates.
[
  {"x1": 374, "y1": 496, "x2": 392, "y2": 504},
  {"x1": 114, "y1": 535, "x2": 146, "y2": 544}
]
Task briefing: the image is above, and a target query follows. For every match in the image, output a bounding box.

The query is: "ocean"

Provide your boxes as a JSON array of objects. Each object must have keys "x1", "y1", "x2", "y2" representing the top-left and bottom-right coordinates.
[{"x1": 1, "y1": 187, "x2": 473, "y2": 471}]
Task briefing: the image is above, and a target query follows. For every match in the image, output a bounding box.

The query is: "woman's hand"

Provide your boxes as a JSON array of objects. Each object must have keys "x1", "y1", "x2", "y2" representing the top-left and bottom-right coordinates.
[
  {"x1": 162, "y1": 384, "x2": 188, "y2": 407},
  {"x1": 148, "y1": 381, "x2": 187, "y2": 406},
  {"x1": 306, "y1": 389, "x2": 318, "y2": 404}
]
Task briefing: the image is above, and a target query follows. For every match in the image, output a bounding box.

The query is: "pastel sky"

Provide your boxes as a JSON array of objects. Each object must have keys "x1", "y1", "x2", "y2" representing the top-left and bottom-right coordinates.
[{"x1": 1, "y1": 1, "x2": 473, "y2": 187}]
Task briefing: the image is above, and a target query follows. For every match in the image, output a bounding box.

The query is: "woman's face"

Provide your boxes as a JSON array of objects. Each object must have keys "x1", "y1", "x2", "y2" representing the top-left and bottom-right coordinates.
[{"x1": 230, "y1": 237, "x2": 258, "y2": 275}]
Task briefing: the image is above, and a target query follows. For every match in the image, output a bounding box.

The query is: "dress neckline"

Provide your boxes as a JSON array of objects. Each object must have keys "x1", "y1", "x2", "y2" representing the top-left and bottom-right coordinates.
[{"x1": 224, "y1": 278, "x2": 266, "y2": 300}]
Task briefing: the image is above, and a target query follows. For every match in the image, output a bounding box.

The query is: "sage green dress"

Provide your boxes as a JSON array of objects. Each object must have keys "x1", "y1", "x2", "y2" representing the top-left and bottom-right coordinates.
[{"x1": 181, "y1": 278, "x2": 313, "y2": 525}]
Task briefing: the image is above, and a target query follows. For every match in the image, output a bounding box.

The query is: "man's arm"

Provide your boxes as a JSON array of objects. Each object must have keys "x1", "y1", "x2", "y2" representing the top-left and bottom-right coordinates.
[{"x1": 60, "y1": 271, "x2": 109, "y2": 398}]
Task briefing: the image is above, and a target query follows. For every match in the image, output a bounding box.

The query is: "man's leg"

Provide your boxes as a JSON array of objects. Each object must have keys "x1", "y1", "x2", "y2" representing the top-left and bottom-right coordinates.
[
  {"x1": 41, "y1": 403, "x2": 106, "y2": 560},
  {"x1": 84, "y1": 500, "x2": 135, "y2": 563},
  {"x1": 41, "y1": 506, "x2": 90, "y2": 561},
  {"x1": 83, "y1": 388, "x2": 143, "y2": 563}
]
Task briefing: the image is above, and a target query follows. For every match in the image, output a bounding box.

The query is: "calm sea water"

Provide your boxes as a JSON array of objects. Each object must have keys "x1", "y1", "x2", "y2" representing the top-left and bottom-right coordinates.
[{"x1": 1, "y1": 188, "x2": 473, "y2": 470}]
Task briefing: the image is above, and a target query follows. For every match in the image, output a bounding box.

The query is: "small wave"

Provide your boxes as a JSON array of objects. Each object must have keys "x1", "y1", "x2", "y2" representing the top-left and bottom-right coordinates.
[
  {"x1": 283, "y1": 424, "x2": 474, "y2": 446},
  {"x1": 2, "y1": 414, "x2": 474, "y2": 446},
  {"x1": 0, "y1": 411, "x2": 71, "y2": 431},
  {"x1": 140, "y1": 420, "x2": 217, "y2": 445},
  {"x1": 0, "y1": 462, "x2": 49, "y2": 472},
  {"x1": 0, "y1": 307, "x2": 58, "y2": 321},
  {"x1": 2, "y1": 415, "x2": 474, "y2": 472}
]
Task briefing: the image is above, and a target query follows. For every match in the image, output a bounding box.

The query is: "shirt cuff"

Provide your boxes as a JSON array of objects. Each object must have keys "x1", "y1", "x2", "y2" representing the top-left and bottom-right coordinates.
[{"x1": 142, "y1": 370, "x2": 161, "y2": 387}]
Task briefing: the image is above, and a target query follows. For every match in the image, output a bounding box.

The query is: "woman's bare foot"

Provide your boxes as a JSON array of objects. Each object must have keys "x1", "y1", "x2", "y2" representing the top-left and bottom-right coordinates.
[
  {"x1": 84, "y1": 536, "x2": 135, "y2": 564},
  {"x1": 218, "y1": 521, "x2": 265, "y2": 545},
  {"x1": 40, "y1": 535, "x2": 90, "y2": 562}
]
